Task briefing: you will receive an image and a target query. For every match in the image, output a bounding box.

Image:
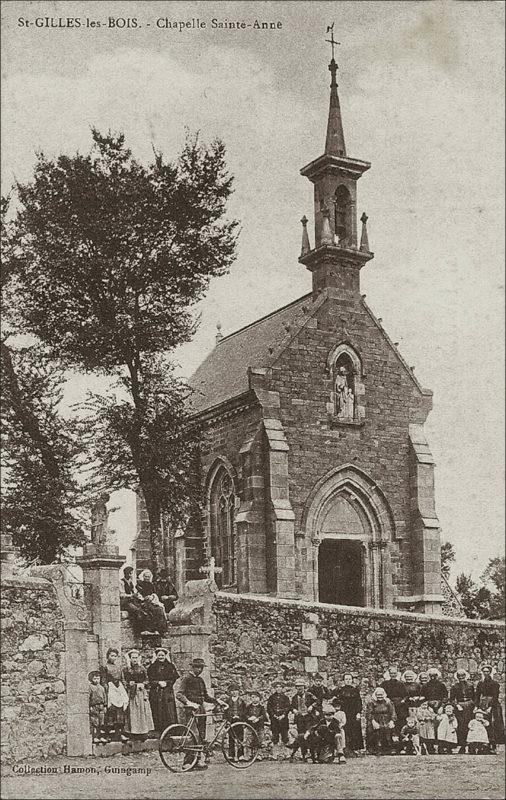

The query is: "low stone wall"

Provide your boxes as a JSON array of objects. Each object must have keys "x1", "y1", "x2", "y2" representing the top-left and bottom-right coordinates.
[
  {"x1": 211, "y1": 593, "x2": 505, "y2": 704},
  {"x1": 1, "y1": 577, "x2": 67, "y2": 761}
]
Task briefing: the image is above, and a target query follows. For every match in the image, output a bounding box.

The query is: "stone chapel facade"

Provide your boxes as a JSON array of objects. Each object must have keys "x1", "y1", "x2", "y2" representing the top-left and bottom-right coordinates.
[{"x1": 139, "y1": 55, "x2": 443, "y2": 615}]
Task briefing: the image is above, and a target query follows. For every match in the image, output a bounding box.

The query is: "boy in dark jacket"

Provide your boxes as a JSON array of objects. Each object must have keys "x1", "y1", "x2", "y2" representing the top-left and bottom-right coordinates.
[
  {"x1": 267, "y1": 681, "x2": 291, "y2": 751},
  {"x1": 313, "y1": 703, "x2": 347, "y2": 763},
  {"x1": 224, "y1": 683, "x2": 247, "y2": 761},
  {"x1": 244, "y1": 690, "x2": 269, "y2": 759}
]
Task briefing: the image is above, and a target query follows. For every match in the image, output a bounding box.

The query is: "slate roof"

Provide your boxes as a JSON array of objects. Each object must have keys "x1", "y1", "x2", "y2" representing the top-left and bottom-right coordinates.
[{"x1": 188, "y1": 293, "x2": 312, "y2": 414}]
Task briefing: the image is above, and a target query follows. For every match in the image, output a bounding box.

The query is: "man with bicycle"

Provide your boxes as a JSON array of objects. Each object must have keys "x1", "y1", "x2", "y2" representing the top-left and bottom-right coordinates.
[{"x1": 176, "y1": 657, "x2": 226, "y2": 769}]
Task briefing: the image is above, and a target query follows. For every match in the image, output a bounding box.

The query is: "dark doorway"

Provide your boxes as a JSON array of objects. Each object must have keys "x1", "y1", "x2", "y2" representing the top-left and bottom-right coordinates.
[{"x1": 318, "y1": 539, "x2": 364, "y2": 606}]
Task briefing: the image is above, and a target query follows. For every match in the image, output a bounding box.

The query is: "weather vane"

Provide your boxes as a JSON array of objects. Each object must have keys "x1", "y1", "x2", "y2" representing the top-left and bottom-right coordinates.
[{"x1": 325, "y1": 23, "x2": 341, "y2": 61}]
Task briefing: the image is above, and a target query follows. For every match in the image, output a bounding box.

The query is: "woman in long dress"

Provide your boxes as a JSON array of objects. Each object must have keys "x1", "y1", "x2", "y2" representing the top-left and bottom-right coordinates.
[
  {"x1": 124, "y1": 649, "x2": 155, "y2": 739},
  {"x1": 475, "y1": 663, "x2": 505, "y2": 753},
  {"x1": 103, "y1": 647, "x2": 129, "y2": 742},
  {"x1": 147, "y1": 647, "x2": 180, "y2": 734}
]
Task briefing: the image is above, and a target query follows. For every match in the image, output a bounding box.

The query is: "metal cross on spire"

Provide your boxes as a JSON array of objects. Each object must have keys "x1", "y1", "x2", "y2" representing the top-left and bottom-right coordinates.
[{"x1": 325, "y1": 23, "x2": 341, "y2": 62}]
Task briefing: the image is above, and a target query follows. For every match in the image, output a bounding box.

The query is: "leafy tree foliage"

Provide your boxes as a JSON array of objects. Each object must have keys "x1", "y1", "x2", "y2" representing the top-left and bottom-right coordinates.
[
  {"x1": 454, "y1": 556, "x2": 505, "y2": 620},
  {"x1": 441, "y1": 541, "x2": 455, "y2": 579},
  {"x1": 1, "y1": 343, "x2": 86, "y2": 562},
  {"x1": 9, "y1": 129, "x2": 238, "y2": 568}
]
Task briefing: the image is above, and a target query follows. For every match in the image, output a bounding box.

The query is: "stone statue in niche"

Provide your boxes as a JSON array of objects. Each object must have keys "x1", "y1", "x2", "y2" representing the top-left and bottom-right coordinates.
[
  {"x1": 335, "y1": 365, "x2": 355, "y2": 420},
  {"x1": 90, "y1": 492, "x2": 111, "y2": 546}
]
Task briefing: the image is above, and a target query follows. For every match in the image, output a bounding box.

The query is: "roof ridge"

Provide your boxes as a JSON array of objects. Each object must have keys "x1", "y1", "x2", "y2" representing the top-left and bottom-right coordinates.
[{"x1": 217, "y1": 292, "x2": 313, "y2": 344}]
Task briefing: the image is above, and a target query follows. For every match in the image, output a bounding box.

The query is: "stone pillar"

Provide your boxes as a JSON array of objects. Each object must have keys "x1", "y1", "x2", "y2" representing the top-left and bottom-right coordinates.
[
  {"x1": 0, "y1": 532, "x2": 18, "y2": 579},
  {"x1": 30, "y1": 564, "x2": 93, "y2": 757},
  {"x1": 77, "y1": 543, "x2": 125, "y2": 666}
]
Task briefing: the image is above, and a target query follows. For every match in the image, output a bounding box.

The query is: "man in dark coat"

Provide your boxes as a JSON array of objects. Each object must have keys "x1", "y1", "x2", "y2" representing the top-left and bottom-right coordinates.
[
  {"x1": 307, "y1": 673, "x2": 330, "y2": 710},
  {"x1": 449, "y1": 668, "x2": 475, "y2": 753},
  {"x1": 423, "y1": 667, "x2": 448, "y2": 712},
  {"x1": 380, "y1": 666, "x2": 407, "y2": 733},
  {"x1": 288, "y1": 679, "x2": 319, "y2": 761},
  {"x1": 176, "y1": 657, "x2": 225, "y2": 767}
]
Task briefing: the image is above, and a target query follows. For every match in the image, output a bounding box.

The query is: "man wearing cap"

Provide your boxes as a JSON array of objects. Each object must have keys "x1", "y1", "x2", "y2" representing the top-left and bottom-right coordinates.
[
  {"x1": 307, "y1": 673, "x2": 330, "y2": 710},
  {"x1": 176, "y1": 658, "x2": 224, "y2": 767},
  {"x1": 288, "y1": 679, "x2": 319, "y2": 761},
  {"x1": 313, "y1": 703, "x2": 347, "y2": 764},
  {"x1": 224, "y1": 683, "x2": 247, "y2": 761},
  {"x1": 449, "y1": 668, "x2": 475, "y2": 753}
]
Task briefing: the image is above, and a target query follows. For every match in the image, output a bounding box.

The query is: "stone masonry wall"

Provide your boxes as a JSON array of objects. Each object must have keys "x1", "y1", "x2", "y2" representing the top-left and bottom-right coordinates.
[
  {"x1": 1, "y1": 577, "x2": 67, "y2": 762},
  {"x1": 267, "y1": 294, "x2": 431, "y2": 598},
  {"x1": 210, "y1": 593, "x2": 505, "y2": 708}
]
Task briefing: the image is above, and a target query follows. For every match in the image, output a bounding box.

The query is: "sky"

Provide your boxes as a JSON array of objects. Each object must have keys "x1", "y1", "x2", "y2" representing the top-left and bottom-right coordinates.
[{"x1": 2, "y1": 0, "x2": 504, "y2": 579}]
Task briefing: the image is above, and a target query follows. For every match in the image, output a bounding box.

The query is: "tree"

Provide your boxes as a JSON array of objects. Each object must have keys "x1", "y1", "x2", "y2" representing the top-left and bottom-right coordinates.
[
  {"x1": 441, "y1": 541, "x2": 455, "y2": 579},
  {"x1": 455, "y1": 573, "x2": 491, "y2": 620},
  {"x1": 9, "y1": 129, "x2": 238, "y2": 569},
  {"x1": 481, "y1": 557, "x2": 505, "y2": 619},
  {"x1": 1, "y1": 342, "x2": 86, "y2": 562}
]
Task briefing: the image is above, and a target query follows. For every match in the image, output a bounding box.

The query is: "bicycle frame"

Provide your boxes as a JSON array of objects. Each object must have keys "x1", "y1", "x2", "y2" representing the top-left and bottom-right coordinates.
[{"x1": 179, "y1": 710, "x2": 231, "y2": 755}]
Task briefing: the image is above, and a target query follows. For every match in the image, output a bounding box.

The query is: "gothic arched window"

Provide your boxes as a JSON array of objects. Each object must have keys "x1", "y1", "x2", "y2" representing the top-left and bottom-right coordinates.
[
  {"x1": 334, "y1": 185, "x2": 351, "y2": 245},
  {"x1": 209, "y1": 469, "x2": 236, "y2": 587}
]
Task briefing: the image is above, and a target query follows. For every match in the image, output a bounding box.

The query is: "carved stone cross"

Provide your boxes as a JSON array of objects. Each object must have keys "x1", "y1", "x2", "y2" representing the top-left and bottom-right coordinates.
[{"x1": 199, "y1": 556, "x2": 222, "y2": 584}]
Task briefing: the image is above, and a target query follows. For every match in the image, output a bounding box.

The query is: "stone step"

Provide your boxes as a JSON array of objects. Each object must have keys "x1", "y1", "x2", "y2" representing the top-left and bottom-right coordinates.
[{"x1": 92, "y1": 738, "x2": 159, "y2": 757}]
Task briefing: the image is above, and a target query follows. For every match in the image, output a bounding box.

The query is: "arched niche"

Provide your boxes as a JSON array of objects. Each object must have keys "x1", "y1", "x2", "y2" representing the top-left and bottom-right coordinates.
[{"x1": 326, "y1": 343, "x2": 365, "y2": 423}]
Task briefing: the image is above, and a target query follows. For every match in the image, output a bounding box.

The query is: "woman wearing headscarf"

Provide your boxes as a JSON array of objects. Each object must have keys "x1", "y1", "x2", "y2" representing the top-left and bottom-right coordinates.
[
  {"x1": 449, "y1": 668, "x2": 475, "y2": 753},
  {"x1": 147, "y1": 647, "x2": 180, "y2": 734},
  {"x1": 136, "y1": 569, "x2": 168, "y2": 635},
  {"x1": 365, "y1": 686, "x2": 396, "y2": 755},
  {"x1": 399, "y1": 669, "x2": 423, "y2": 727},
  {"x1": 475, "y1": 663, "x2": 504, "y2": 753},
  {"x1": 124, "y1": 649, "x2": 154, "y2": 739}
]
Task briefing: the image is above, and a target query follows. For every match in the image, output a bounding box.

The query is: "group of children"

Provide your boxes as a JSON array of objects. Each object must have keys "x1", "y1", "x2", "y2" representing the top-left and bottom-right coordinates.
[{"x1": 88, "y1": 646, "x2": 179, "y2": 744}]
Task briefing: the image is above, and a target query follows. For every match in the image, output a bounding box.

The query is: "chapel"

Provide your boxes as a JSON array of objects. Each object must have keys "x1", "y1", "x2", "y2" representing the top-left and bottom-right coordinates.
[{"x1": 135, "y1": 52, "x2": 443, "y2": 615}]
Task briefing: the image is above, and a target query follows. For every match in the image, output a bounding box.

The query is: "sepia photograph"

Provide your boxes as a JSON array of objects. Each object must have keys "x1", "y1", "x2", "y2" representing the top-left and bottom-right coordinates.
[{"x1": 1, "y1": 1, "x2": 504, "y2": 798}]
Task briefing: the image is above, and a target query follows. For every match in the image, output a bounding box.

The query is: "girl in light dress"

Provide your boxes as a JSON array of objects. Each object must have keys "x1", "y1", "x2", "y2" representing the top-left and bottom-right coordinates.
[
  {"x1": 436, "y1": 703, "x2": 458, "y2": 754},
  {"x1": 467, "y1": 709, "x2": 490, "y2": 754}
]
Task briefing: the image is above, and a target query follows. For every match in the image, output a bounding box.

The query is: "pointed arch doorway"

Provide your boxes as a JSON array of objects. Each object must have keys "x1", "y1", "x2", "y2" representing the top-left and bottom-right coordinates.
[{"x1": 303, "y1": 465, "x2": 395, "y2": 609}]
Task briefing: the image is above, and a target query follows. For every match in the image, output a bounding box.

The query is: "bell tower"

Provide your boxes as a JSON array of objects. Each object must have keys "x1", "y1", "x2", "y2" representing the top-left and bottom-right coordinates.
[{"x1": 299, "y1": 39, "x2": 373, "y2": 298}]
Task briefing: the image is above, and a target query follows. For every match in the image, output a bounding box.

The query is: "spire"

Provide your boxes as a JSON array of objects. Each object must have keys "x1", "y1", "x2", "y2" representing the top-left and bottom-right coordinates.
[
  {"x1": 325, "y1": 58, "x2": 346, "y2": 157},
  {"x1": 300, "y1": 215, "x2": 311, "y2": 256}
]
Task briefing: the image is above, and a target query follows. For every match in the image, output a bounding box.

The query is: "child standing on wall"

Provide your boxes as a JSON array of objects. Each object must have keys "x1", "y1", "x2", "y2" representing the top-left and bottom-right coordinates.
[{"x1": 89, "y1": 670, "x2": 107, "y2": 744}]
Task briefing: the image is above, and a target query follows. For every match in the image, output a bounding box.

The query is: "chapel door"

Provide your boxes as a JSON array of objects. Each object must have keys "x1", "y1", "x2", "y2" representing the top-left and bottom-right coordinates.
[{"x1": 318, "y1": 539, "x2": 364, "y2": 606}]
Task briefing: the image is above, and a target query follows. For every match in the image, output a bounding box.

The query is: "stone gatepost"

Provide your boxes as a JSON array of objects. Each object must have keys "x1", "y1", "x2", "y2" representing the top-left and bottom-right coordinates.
[
  {"x1": 30, "y1": 564, "x2": 93, "y2": 757},
  {"x1": 77, "y1": 543, "x2": 125, "y2": 666}
]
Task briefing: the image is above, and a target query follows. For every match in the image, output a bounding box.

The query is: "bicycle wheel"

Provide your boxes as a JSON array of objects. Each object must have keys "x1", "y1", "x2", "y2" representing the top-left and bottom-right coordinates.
[
  {"x1": 159, "y1": 724, "x2": 199, "y2": 772},
  {"x1": 222, "y1": 722, "x2": 260, "y2": 768}
]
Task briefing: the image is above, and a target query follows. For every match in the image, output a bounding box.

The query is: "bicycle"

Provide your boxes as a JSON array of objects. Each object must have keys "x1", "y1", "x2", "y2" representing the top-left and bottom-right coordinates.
[{"x1": 159, "y1": 707, "x2": 261, "y2": 772}]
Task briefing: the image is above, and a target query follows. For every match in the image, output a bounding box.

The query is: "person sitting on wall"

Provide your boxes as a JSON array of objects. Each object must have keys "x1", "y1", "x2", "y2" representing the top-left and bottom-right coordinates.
[
  {"x1": 153, "y1": 567, "x2": 178, "y2": 616},
  {"x1": 136, "y1": 569, "x2": 168, "y2": 635},
  {"x1": 119, "y1": 566, "x2": 156, "y2": 635}
]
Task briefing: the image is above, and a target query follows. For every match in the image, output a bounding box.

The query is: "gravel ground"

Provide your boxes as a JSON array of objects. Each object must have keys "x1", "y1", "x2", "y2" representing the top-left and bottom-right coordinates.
[{"x1": 2, "y1": 749, "x2": 504, "y2": 799}]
